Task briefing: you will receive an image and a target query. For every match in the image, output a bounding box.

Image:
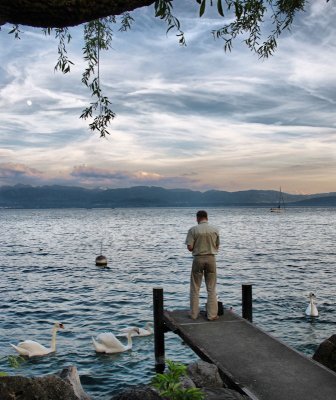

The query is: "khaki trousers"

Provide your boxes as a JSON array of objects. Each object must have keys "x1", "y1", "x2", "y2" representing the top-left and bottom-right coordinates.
[{"x1": 190, "y1": 255, "x2": 217, "y2": 320}]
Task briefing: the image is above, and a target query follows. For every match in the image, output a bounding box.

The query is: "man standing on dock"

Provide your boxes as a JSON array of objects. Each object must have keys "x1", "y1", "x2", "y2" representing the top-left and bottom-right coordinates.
[{"x1": 185, "y1": 210, "x2": 220, "y2": 321}]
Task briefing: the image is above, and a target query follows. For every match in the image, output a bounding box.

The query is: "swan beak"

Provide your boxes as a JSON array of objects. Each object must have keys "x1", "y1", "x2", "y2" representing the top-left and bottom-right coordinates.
[
  {"x1": 59, "y1": 323, "x2": 65, "y2": 329},
  {"x1": 135, "y1": 328, "x2": 140, "y2": 334}
]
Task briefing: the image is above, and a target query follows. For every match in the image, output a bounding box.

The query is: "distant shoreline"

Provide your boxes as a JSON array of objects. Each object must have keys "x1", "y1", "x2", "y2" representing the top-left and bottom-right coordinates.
[
  {"x1": 0, "y1": 185, "x2": 335, "y2": 208},
  {"x1": 1, "y1": 205, "x2": 336, "y2": 210}
]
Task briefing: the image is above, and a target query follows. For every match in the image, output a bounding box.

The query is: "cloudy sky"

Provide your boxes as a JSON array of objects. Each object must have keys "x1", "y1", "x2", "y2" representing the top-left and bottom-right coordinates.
[{"x1": 0, "y1": 1, "x2": 335, "y2": 194}]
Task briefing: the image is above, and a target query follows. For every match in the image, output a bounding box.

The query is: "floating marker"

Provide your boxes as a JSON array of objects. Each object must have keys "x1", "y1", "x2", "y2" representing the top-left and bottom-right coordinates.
[
  {"x1": 96, "y1": 242, "x2": 108, "y2": 266},
  {"x1": 95, "y1": 255, "x2": 108, "y2": 266}
]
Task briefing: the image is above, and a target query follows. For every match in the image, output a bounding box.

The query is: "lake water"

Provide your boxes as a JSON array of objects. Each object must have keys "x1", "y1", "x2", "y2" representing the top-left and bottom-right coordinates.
[{"x1": 0, "y1": 207, "x2": 335, "y2": 399}]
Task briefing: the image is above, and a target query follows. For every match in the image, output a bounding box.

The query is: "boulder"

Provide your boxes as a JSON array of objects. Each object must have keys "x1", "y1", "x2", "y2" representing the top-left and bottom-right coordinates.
[
  {"x1": 58, "y1": 366, "x2": 91, "y2": 400},
  {"x1": 111, "y1": 385, "x2": 162, "y2": 400},
  {"x1": 313, "y1": 334, "x2": 336, "y2": 372},
  {"x1": 0, "y1": 365, "x2": 91, "y2": 400},
  {"x1": 187, "y1": 360, "x2": 224, "y2": 388},
  {"x1": 179, "y1": 374, "x2": 196, "y2": 389}
]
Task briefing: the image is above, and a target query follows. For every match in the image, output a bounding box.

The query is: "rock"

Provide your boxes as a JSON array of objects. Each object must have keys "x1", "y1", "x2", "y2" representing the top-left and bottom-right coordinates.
[
  {"x1": 313, "y1": 334, "x2": 336, "y2": 372},
  {"x1": 0, "y1": 365, "x2": 91, "y2": 400},
  {"x1": 111, "y1": 385, "x2": 162, "y2": 400},
  {"x1": 187, "y1": 360, "x2": 224, "y2": 388},
  {"x1": 179, "y1": 374, "x2": 196, "y2": 389},
  {"x1": 58, "y1": 366, "x2": 91, "y2": 400},
  {"x1": 203, "y1": 387, "x2": 249, "y2": 400}
]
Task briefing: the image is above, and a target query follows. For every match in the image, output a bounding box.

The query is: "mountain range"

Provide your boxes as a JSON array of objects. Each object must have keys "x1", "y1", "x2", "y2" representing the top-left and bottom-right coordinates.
[{"x1": 0, "y1": 184, "x2": 335, "y2": 208}]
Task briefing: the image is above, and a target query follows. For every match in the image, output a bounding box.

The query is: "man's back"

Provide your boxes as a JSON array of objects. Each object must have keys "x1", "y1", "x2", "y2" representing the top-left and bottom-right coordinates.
[{"x1": 186, "y1": 221, "x2": 219, "y2": 256}]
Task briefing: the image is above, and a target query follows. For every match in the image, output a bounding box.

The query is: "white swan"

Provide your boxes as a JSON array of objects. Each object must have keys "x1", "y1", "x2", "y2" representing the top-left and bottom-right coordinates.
[
  {"x1": 10, "y1": 322, "x2": 64, "y2": 357},
  {"x1": 119, "y1": 322, "x2": 153, "y2": 337},
  {"x1": 305, "y1": 292, "x2": 318, "y2": 317},
  {"x1": 92, "y1": 327, "x2": 139, "y2": 354}
]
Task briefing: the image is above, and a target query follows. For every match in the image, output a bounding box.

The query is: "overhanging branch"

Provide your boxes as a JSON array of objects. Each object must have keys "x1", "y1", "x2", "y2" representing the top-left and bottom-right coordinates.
[{"x1": 0, "y1": 0, "x2": 156, "y2": 28}]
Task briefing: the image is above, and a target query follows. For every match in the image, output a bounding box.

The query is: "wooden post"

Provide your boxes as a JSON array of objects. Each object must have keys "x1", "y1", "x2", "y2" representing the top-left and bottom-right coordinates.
[
  {"x1": 242, "y1": 284, "x2": 253, "y2": 323},
  {"x1": 153, "y1": 287, "x2": 165, "y2": 373}
]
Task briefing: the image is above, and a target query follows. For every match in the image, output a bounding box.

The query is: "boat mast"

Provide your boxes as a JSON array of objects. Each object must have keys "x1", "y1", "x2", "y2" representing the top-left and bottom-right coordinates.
[{"x1": 279, "y1": 187, "x2": 285, "y2": 209}]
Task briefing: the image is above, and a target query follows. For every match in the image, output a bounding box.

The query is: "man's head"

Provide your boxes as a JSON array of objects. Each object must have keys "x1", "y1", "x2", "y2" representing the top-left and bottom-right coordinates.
[{"x1": 196, "y1": 210, "x2": 208, "y2": 223}]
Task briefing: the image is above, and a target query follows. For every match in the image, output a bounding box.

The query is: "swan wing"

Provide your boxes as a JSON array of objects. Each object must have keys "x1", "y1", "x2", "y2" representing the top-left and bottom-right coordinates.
[
  {"x1": 119, "y1": 327, "x2": 140, "y2": 337},
  {"x1": 145, "y1": 322, "x2": 153, "y2": 333},
  {"x1": 305, "y1": 304, "x2": 319, "y2": 317},
  {"x1": 305, "y1": 304, "x2": 311, "y2": 316},
  {"x1": 95, "y1": 332, "x2": 125, "y2": 352},
  {"x1": 17, "y1": 340, "x2": 48, "y2": 352},
  {"x1": 120, "y1": 327, "x2": 135, "y2": 333},
  {"x1": 311, "y1": 304, "x2": 319, "y2": 317},
  {"x1": 11, "y1": 340, "x2": 51, "y2": 357},
  {"x1": 92, "y1": 337, "x2": 108, "y2": 353},
  {"x1": 10, "y1": 343, "x2": 30, "y2": 357}
]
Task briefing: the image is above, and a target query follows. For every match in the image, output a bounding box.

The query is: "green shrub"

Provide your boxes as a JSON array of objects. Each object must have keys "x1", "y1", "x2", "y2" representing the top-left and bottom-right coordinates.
[{"x1": 151, "y1": 359, "x2": 204, "y2": 400}]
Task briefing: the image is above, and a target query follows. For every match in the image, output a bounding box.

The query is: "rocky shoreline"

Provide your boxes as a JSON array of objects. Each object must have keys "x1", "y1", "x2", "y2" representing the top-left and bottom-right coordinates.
[
  {"x1": 1, "y1": 335, "x2": 335, "y2": 400},
  {"x1": 112, "y1": 360, "x2": 248, "y2": 400},
  {"x1": 0, "y1": 360, "x2": 247, "y2": 400}
]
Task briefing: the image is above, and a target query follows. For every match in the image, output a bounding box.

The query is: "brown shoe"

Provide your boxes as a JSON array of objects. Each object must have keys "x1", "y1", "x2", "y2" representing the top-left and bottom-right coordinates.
[{"x1": 208, "y1": 315, "x2": 219, "y2": 321}]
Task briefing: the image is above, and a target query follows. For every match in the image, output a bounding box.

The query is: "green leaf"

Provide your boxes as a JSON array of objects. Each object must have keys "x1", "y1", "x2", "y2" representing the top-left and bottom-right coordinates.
[
  {"x1": 7, "y1": 355, "x2": 25, "y2": 369},
  {"x1": 200, "y1": 0, "x2": 206, "y2": 17},
  {"x1": 234, "y1": 1, "x2": 242, "y2": 19},
  {"x1": 217, "y1": 0, "x2": 224, "y2": 17}
]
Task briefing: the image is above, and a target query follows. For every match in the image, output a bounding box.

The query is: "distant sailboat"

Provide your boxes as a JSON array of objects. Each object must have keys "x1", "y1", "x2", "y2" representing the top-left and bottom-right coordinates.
[{"x1": 270, "y1": 187, "x2": 285, "y2": 213}]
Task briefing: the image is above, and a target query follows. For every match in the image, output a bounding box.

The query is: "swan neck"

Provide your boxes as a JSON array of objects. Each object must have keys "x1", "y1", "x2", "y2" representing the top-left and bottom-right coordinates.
[
  {"x1": 51, "y1": 326, "x2": 58, "y2": 351},
  {"x1": 127, "y1": 331, "x2": 133, "y2": 347}
]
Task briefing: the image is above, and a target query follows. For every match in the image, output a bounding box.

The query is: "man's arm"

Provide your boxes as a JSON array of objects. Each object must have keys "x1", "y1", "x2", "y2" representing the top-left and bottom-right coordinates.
[{"x1": 186, "y1": 228, "x2": 194, "y2": 252}]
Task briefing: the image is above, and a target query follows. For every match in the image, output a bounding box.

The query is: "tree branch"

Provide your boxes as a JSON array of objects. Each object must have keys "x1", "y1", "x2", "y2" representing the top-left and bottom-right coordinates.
[{"x1": 0, "y1": 0, "x2": 156, "y2": 28}]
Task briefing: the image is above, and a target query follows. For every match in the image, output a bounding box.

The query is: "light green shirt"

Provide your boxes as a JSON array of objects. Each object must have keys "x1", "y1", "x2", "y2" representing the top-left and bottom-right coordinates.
[{"x1": 185, "y1": 221, "x2": 220, "y2": 256}]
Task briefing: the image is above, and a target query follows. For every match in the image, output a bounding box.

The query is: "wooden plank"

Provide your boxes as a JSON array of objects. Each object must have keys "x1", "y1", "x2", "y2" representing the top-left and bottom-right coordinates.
[{"x1": 164, "y1": 309, "x2": 336, "y2": 400}]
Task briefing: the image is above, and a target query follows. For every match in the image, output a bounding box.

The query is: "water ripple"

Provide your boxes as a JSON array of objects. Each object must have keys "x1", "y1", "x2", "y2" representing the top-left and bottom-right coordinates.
[{"x1": 0, "y1": 207, "x2": 335, "y2": 399}]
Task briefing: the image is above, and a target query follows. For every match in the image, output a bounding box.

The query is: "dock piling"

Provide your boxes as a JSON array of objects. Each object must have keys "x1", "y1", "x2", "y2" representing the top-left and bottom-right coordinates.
[
  {"x1": 242, "y1": 284, "x2": 253, "y2": 323},
  {"x1": 153, "y1": 287, "x2": 165, "y2": 373}
]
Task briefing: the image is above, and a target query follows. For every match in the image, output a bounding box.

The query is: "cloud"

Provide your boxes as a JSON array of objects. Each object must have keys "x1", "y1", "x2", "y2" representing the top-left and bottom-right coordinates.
[
  {"x1": 0, "y1": 3, "x2": 335, "y2": 194},
  {"x1": 70, "y1": 165, "x2": 198, "y2": 188},
  {"x1": 0, "y1": 162, "x2": 199, "y2": 189},
  {"x1": 71, "y1": 166, "x2": 129, "y2": 180},
  {"x1": 0, "y1": 163, "x2": 44, "y2": 185}
]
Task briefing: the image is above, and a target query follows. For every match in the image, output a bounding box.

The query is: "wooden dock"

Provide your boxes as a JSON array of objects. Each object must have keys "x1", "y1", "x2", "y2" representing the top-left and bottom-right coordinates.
[{"x1": 153, "y1": 289, "x2": 336, "y2": 400}]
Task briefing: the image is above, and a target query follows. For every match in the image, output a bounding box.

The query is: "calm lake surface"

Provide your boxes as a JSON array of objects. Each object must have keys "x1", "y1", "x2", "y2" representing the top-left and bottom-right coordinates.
[{"x1": 0, "y1": 207, "x2": 335, "y2": 398}]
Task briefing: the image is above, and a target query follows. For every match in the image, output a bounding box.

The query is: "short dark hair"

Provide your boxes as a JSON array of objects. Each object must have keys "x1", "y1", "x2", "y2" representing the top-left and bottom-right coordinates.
[{"x1": 196, "y1": 210, "x2": 208, "y2": 219}]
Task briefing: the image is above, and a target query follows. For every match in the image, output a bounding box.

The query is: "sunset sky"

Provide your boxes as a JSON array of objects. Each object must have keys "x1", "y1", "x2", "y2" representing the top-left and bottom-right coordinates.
[{"x1": 0, "y1": 1, "x2": 335, "y2": 194}]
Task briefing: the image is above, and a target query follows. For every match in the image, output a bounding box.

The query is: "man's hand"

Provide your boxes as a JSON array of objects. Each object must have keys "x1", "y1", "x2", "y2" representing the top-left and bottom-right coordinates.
[{"x1": 187, "y1": 244, "x2": 193, "y2": 252}]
